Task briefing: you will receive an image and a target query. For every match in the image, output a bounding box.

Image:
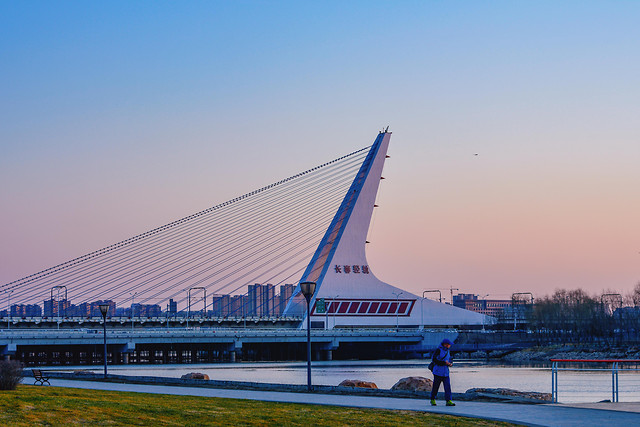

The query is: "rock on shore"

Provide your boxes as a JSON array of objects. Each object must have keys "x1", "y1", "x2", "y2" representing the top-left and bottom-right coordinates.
[
  {"x1": 181, "y1": 372, "x2": 210, "y2": 380},
  {"x1": 338, "y1": 379, "x2": 378, "y2": 389},
  {"x1": 466, "y1": 388, "x2": 552, "y2": 402},
  {"x1": 391, "y1": 376, "x2": 433, "y2": 392}
]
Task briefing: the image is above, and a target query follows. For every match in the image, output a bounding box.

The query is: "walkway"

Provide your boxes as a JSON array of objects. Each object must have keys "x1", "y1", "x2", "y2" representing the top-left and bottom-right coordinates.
[{"x1": 49, "y1": 379, "x2": 640, "y2": 427}]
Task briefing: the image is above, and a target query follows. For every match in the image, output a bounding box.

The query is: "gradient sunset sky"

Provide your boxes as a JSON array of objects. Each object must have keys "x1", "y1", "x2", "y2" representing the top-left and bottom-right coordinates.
[{"x1": 1, "y1": 1, "x2": 638, "y2": 301}]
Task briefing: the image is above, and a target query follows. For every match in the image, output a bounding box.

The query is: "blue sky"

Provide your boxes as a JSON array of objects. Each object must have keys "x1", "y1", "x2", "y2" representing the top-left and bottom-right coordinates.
[{"x1": 1, "y1": 1, "x2": 639, "y2": 300}]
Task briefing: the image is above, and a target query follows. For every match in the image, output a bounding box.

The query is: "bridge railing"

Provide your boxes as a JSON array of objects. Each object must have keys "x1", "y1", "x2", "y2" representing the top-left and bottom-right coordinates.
[
  {"x1": 0, "y1": 327, "x2": 449, "y2": 340},
  {"x1": 550, "y1": 359, "x2": 640, "y2": 403}
]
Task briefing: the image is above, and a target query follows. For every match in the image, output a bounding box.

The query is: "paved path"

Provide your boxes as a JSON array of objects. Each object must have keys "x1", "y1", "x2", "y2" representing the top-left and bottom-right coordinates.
[{"x1": 49, "y1": 379, "x2": 640, "y2": 426}]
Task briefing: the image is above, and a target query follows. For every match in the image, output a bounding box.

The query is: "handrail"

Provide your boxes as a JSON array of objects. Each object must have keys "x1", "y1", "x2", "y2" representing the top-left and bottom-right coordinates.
[{"x1": 550, "y1": 358, "x2": 640, "y2": 403}]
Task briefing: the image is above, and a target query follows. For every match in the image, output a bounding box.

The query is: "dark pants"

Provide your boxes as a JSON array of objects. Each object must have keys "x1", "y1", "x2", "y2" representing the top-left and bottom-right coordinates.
[{"x1": 430, "y1": 375, "x2": 452, "y2": 400}]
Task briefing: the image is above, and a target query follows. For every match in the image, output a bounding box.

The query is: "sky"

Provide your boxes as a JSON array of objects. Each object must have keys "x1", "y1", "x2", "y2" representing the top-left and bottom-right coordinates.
[{"x1": 1, "y1": 1, "x2": 639, "y2": 302}]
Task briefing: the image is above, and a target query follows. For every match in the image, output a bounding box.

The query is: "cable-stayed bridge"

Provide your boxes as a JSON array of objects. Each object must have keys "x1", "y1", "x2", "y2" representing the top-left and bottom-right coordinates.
[
  {"x1": 2, "y1": 145, "x2": 371, "y2": 323},
  {"x1": 1, "y1": 130, "x2": 489, "y2": 363}
]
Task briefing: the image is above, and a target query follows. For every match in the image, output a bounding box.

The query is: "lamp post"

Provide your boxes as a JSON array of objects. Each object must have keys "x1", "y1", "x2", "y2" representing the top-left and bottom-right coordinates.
[
  {"x1": 332, "y1": 295, "x2": 339, "y2": 329},
  {"x1": 51, "y1": 285, "x2": 67, "y2": 329},
  {"x1": 392, "y1": 291, "x2": 403, "y2": 331},
  {"x1": 99, "y1": 303, "x2": 110, "y2": 378},
  {"x1": 243, "y1": 295, "x2": 246, "y2": 329},
  {"x1": 129, "y1": 292, "x2": 137, "y2": 332},
  {"x1": 5, "y1": 289, "x2": 13, "y2": 330},
  {"x1": 300, "y1": 281, "x2": 316, "y2": 391},
  {"x1": 480, "y1": 294, "x2": 489, "y2": 332},
  {"x1": 325, "y1": 300, "x2": 329, "y2": 330},
  {"x1": 188, "y1": 287, "x2": 206, "y2": 327}
]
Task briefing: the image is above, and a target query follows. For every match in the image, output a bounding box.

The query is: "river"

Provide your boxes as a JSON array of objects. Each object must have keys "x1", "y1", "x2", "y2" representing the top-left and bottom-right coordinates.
[{"x1": 61, "y1": 360, "x2": 640, "y2": 404}]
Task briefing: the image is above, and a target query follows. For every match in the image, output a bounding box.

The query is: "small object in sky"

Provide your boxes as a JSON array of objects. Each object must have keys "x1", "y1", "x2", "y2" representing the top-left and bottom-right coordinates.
[{"x1": 474, "y1": 153, "x2": 478, "y2": 156}]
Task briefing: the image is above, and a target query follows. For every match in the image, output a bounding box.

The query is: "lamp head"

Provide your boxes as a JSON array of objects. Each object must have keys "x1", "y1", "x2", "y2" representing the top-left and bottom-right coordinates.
[
  {"x1": 300, "y1": 281, "x2": 316, "y2": 300},
  {"x1": 99, "y1": 303, "x2": 110, "y2": 317}
]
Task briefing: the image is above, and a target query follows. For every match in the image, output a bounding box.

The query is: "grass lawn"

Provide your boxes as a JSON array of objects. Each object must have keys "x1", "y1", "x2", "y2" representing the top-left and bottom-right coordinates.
[{"x1": 0, "y1": 385, "x2": 518, "y2": 426}]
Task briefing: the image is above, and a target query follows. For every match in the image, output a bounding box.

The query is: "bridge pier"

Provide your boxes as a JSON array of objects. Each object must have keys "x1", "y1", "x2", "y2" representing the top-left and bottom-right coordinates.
[{"x1": 229, "y1": 340, "x2": 242, "y2": 363}]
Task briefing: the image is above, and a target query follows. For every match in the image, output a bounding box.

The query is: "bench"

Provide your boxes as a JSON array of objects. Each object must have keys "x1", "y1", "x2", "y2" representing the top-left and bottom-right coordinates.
[{"x1": 32, "y1": 369, "x2": 50, "y2": 386}]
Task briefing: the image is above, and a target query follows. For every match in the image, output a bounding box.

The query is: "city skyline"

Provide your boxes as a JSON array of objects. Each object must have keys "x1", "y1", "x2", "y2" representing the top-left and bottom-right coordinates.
[
  {"x1": 0, "y1": 283, "x2": 298, "y2": 318},
  {"x1": 2, "y1": 2, "x2": 639, "y2": 300}
]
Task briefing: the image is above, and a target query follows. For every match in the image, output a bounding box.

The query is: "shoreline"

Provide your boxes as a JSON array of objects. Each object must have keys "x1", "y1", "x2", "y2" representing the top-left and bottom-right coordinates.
[{"x1": 463, "y1": 344, "x2": 640, "y2": 363}]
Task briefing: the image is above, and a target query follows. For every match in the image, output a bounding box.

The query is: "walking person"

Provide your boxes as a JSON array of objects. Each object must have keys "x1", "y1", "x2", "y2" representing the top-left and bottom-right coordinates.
[{"x1": 429, "y1": 338, "x2": 455, "y2": 406}]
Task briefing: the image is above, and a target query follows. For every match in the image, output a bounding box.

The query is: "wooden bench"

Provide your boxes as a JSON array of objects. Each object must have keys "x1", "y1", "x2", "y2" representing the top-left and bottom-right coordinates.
[{"x1": 32, "y1": 369, "x2": 50, "y2": 386}]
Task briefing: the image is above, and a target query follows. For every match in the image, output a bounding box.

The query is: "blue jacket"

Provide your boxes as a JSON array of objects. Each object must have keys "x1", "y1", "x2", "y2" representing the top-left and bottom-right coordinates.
[{"x1": 432, "y1": 345, "x2": 451, "y2": 377}]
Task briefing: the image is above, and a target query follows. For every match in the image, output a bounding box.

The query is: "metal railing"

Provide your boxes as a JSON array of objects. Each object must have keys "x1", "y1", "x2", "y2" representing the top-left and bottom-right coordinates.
[
  {"x1": 0, "y1": 327, "x2": 447, "y2": 338},
  {"x1": 550, "y1": 359, "x2": 640, "y2": 403}
]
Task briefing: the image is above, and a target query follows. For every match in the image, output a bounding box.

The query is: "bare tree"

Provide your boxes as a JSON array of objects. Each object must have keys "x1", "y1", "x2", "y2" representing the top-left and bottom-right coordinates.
[{"x1": 632, "y1": 282, "x2": 640, "y2": 307}]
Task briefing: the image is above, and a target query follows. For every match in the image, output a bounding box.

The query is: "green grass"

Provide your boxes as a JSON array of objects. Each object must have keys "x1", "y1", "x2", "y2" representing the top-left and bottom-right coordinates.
[{"x1": 0, "y1": 385, "x2": 518, "y2": 426}]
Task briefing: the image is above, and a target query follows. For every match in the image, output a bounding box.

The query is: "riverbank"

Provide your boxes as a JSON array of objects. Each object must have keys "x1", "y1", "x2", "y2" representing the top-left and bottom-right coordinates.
[
  {"x1": 497, "y1": 345, "x2": 640, "y2": 363},
  {"x1": 460, "y1": 344, "x2": 640, "y2": 362}
]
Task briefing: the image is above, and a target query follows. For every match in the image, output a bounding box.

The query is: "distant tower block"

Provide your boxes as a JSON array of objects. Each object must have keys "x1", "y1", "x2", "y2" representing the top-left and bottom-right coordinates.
[{"x1": 284, "y1": 130, "x2": 488, "y2": 329}]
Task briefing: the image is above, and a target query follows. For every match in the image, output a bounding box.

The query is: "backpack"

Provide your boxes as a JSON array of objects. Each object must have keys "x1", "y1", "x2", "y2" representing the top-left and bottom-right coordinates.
[{"x1": 428, "y1": 348, "x2": 439, "y2": 372}]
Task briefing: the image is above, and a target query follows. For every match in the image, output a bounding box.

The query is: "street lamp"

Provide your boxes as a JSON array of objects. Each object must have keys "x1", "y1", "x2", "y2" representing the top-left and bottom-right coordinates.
[
  {"x1": 480, "y1": 294, "x2": 489, "y2": 332},
  {"x1": 99, "y1": 303, "x2": 110, "y2": 378},
  {"x1": 242, "y1": 295, "x2": 246, "y2": 329},
  {"x1": 129, "y1": 292, "x2": 137, "y2": 332},
  {"x1": 51, "y1": 285, "x2": 67, "y2": 328},
  {"x1": 4, "y1": 289, "x2": 13, "y2": 330},
  {"x1": 324, "y1": 299, "x2": 329, "y2": 330},
  {"x1": 188, "y1": 287, "x2": 206, "y2": 327},
  {"x1": 300, "y1": 281, "x2": 316, "y2": 391},
  {"x1": 392, "y1": 291, "x2": 403, "y2": 332}
]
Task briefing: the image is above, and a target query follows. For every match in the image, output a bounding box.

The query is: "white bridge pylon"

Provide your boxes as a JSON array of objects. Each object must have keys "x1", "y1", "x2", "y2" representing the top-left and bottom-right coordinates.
[{"x1": 284, "y1": 130, "x2": 488, "y2": 329}]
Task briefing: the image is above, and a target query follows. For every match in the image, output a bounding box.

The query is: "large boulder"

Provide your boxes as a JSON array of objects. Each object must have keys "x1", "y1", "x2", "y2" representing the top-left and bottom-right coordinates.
[
  {"x1": 181, "y1": 372, "x2": 210, "y2": 380},
  {"x1": 391, "y1": 376, "x2": 433, "y2": 392},
  {"x1": 338, "y1": 379, "x2": 378, "y2": 389}
]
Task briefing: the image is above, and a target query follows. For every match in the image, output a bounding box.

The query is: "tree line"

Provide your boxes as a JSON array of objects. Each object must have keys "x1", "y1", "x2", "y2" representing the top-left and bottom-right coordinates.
[{"x1": 504, "y1": 283, "x2": 640, "y2": 345}]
